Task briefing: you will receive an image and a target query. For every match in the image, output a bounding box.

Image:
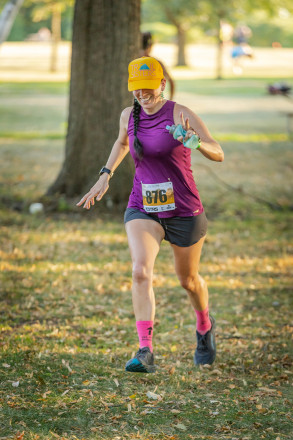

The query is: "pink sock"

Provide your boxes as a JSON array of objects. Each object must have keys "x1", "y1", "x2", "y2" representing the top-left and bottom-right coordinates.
[
  {"x1": 194, "y1": 306, "x2": 211, "y2": 335},
  {"x1": 136, "y1": 320, "x2": 153, "y2": 352}
]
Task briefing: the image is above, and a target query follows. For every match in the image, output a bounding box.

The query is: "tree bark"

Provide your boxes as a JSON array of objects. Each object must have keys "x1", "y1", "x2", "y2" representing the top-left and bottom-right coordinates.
[
  {"x1": 164, "y1": 7, "x2": 187, "y2": 67},
  {"x1": 50, "y1": 3, "x2": 62, "y2": 73},
  {"x1": 216, "y1": 19, "x2": 223, "y2": 80},
  {"x1": 47, "y1": 0, "x2": 140, "y2": 210},
  {"x1": 176, "y1": 25, "x2": 187, "y2": 66},
  {"x1": 0, "y1": 0, "x2": 24, "y2": 45}
]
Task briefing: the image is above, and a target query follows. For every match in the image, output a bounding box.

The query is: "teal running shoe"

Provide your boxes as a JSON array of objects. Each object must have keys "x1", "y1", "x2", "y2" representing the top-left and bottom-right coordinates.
[
  {"x1": 125, "y1": 347, "x2": 156, "y2": 373},
  {"x1": 194, "y1": 316, "x2": 216, "y2": 365}
]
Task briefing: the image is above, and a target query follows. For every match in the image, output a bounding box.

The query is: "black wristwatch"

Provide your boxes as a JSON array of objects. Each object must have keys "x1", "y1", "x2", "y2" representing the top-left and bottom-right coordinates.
[{"x1": 99, "y1": 166, "x2": 114, "y2": 178}]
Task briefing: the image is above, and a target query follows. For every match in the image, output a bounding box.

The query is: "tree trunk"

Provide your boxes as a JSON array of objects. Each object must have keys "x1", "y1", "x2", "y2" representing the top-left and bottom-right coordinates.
[
  {"x1": 0, "y1": 0, "x2": 24, "y2": 45},
  {"x1": 47, "y1": 0, "x2": 140, "y2": 210},
  {"x1": 216, "y1": 19, "x2": 223, "y2": 80},
  {"x1": 50, "y1": 3, "x2": 62, "y2": 73},
  {"x1": 176, "y1": 25, "x2": 186, "y2": 66}
]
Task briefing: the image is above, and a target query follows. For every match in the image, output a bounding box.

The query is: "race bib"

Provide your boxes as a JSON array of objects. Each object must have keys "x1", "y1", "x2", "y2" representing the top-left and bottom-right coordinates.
[{"x1": 142, "y1": 181, "x2": 176, "y2": 213}]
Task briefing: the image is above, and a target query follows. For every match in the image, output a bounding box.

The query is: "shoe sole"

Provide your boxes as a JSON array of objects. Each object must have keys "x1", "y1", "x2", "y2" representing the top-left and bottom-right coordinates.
[{"x1": 125, "y1": 359, "x2": 156, "y2": 373}]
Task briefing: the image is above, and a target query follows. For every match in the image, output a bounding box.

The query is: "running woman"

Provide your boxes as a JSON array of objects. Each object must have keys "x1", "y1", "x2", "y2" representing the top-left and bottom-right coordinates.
[{"x1": 77, "y1": 57, "x2": 224, "y2": 373}]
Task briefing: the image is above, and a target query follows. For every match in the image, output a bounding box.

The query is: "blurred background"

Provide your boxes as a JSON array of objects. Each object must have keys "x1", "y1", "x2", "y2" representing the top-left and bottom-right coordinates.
[
  {"x1": 0, "y1": 0, "x2": 292, "y2": 206},
  {"x1": 1, "y1": 0, "x2": 293, "y2": 79}
]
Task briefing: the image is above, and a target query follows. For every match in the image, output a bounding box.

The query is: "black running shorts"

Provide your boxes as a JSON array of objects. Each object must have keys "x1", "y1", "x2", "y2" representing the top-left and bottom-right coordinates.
[{"x1": 124, "y1": 208, "x2": 207, "y2": 247}]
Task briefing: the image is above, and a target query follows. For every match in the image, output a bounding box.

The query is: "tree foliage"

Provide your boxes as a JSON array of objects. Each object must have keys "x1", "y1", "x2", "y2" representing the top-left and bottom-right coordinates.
[
  {"x1": 143, "y1": 0, "x2": 293, "y2": 38},
  {"x1": 142, "y1": 0, "x2": 293, "y2": 70},
  {"x1": 24, "y1": 0, "x2": 73, "y2": 22}
]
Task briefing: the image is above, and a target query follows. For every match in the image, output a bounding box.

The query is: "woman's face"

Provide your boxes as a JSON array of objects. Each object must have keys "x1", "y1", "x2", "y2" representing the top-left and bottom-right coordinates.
[{"x1": 133, "y1": 79, "x2": 166, "y2": 111}]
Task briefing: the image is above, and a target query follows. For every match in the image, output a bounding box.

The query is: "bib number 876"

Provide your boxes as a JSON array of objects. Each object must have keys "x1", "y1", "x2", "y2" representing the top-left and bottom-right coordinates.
[{"x1": 146, "y1": 190, "x2": 167, "y2": 204}]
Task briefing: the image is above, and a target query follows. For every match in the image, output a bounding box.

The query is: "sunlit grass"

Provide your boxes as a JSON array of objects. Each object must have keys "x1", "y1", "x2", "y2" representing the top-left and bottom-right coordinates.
[{"x1": 0, "y1": 76, "x2": 292, "y2": 439}]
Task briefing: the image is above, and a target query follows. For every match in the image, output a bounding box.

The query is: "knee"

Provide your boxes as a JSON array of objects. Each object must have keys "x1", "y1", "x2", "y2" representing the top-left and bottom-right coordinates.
[
  {"x1": 179, "y1": 274, "x2": 201, "y2": 292},
  {"x1": 132, "y1": 263, "x2": 152, "y2": 285}
]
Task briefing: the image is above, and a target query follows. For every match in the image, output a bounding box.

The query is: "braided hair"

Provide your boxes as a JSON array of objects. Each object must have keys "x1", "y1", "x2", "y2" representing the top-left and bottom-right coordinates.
[{"x1": 133, "y1": 98, "x2": 143, "y2": 160}]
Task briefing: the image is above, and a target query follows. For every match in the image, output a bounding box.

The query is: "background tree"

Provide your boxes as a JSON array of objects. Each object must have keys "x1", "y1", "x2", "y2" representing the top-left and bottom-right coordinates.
[
  {"x1": 26, "y1": 0, "x2": 74, "y2": 72},
  {"x1": 0, "y1": 0, "x2": 25, "y2": 44},
  {"x1": 198, "y1": 0, "x2": 242, "y2": 79},
  {"x1": 142, "y1": 0, "x2": 200, "y2": 66},
  {"x1": 47, "y1": 0, "x2": 140, "y2": 209}
]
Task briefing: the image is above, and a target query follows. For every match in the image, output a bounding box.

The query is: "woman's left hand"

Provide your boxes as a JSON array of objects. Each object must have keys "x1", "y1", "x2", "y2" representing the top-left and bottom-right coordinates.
[{"x1": 177, "y1": 112, "x2": 199, "y2": 144}]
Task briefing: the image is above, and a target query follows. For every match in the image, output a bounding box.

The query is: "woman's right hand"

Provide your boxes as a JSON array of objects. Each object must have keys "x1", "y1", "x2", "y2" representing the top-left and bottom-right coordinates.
[{"x1": 76, "y1": 174, "x2": 110, "y2": 209}]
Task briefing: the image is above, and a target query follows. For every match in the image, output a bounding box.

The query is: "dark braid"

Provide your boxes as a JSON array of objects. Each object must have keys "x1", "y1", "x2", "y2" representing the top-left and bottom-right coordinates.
[{"x1": 133, "y1": 99, "x2": 143, "y2": 160}]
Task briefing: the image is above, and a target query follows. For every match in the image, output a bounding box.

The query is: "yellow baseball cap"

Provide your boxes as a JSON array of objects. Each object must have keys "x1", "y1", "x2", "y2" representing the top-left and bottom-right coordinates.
[{"x1": 128, "y1": 56, "x2": 164, "y2": 91}]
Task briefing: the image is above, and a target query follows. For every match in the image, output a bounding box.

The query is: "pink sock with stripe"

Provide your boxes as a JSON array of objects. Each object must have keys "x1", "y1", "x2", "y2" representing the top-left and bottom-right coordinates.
[
  {"x1": 136, "y1": 320, "x2": 153, "y2": 352},
  {"x1": 194, "y1": 306, "x2": 211, "y2": 335}
]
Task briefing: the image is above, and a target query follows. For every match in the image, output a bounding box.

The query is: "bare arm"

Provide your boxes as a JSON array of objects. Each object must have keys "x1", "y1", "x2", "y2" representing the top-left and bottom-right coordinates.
[
  {"x1": 76, "y1": 107, "x2": 131, "y2": 209},
  {"x1": 174, "y1": 104, "x2": 224, "y2": 162}
]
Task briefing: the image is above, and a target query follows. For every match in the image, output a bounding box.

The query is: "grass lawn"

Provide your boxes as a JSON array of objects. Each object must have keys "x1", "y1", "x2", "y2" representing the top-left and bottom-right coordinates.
[{"x1": 0, "y1": 77, "x2": 293, "y2": 440}]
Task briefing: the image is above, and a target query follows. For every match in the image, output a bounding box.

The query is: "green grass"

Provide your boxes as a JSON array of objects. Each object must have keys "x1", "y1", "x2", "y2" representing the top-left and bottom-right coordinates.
[
  {"x1": 0, "y1": 205, "x2": 292, "y2": 439},
  {"x1": 175, "y1": 77, "x2": 293, "y2": 97},
  {"x1": 0, "y1": 82, "x2": 69, "y2": 95},
  {"x1": 0, "y1": 131, "x2": 66, "y2": 140},
  {"x1": 0, "y1": 79, "x2": 293, "y2": 440},
  {"x1": 0, "y1": 132, "x2": 289, "y2": 143}
]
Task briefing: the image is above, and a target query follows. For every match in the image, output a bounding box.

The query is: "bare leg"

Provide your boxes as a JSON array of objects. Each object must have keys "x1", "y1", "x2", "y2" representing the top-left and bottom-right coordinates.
[
  {"x1": 171, "y1": 236, "x2": 208, "y2": 311},
  {"x1": 172, "y1": 236, "x2": 216, "y2": 365},
  {"x1": 125, "y1": 219, "x2": 165, "y2": 321}
]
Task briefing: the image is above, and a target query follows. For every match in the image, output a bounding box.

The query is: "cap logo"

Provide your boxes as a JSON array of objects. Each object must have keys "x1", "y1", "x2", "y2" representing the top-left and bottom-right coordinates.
[{"x1": 129, "y1": 62, "x2": 157, "y2": 79}]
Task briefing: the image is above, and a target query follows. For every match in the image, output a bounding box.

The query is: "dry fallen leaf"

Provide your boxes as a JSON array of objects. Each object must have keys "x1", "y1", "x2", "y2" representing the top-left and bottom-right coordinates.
[
  {"x1": 169, "y1": 366, "x2": 176, "y2": 375},
  {"x1": 210, "y1": 369, "x2": 222, "y2": 375},
  {"x1": 146, "y1": 391, "x2": 161, "y2": 400},
  {"x1": 174, "y1": 423, "x2": 187, "y2": 431},
  {"x1": 141, "y1": 409, "x2": 154, "y2": 415},
  {"x1": 62, "y1": 359, "x2": 72, "y2": 373}
]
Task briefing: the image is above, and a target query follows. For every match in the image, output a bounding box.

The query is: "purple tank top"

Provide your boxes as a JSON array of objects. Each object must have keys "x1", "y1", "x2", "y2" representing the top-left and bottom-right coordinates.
[{"x1": 127, "y1": 100, "x2": 203, "y2": 218}]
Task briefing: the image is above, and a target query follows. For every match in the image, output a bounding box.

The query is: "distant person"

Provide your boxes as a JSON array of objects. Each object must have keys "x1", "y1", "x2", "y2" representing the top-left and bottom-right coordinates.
[
  {"x1": 231, "y1": 43, "x2": 253, "y2": 75},
  {"x1": 141, "y1": 31, "x2": 175, "y2": 100},
  {"x1": 231, "y1": 25, "x2": 253, "y2": 75},
  {"x1": 231, "y1": 44, "x2": 253, "y2": 59},
  {"x1": 234, "y1": 25, "x2": 252, "y2": 45}
]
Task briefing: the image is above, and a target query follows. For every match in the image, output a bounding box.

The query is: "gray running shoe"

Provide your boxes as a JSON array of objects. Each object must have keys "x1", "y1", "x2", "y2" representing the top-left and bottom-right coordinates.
[
  {"x1": 125, "y1": 347, "x2": 156, "y2": 373},
  {"x1": 194, "y1": 316, "x2": 216, "y2": 365}
]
